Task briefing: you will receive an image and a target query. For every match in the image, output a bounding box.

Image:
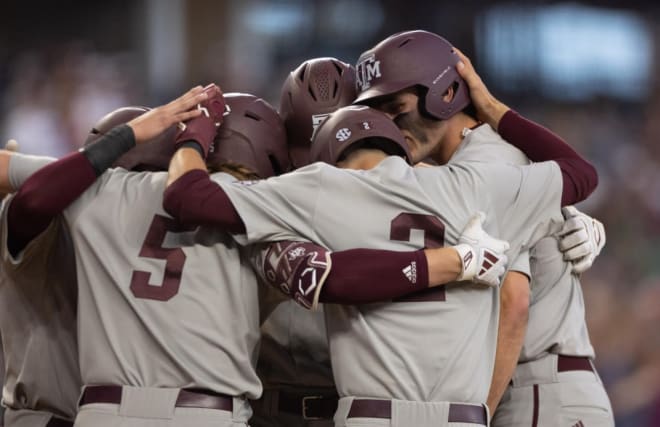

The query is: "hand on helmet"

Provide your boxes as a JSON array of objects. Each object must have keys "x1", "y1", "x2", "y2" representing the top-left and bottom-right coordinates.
[
  {"x1": 558, "y1": 206, "x2": 606, "y2": 274},
  {"x1": 174, "y1": 84, "x2": 227, "y2": 158},
  {"x1": 453, "y1": 49, "x2": 510, "y2": 131},
  {"x1": 454, "y1": 212, "x2": 510, "y2": 287},
  {"x1": 127, "y1": 85, "x2": 208, "y2": 144}
]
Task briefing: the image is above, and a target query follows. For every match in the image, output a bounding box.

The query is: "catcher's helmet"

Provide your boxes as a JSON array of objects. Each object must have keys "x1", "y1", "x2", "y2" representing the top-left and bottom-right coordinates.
[
  {"x1": 310, "y1": 105, "x2": 411, "y2": 166},
  {"x1": 84, "y1": 106, "x2": 177, "y2": 171},
  {"x1": 354, "y1": 30, "x2": 470, "y2": 120},
  {"x1": 209, "y1": 93, "x2": 290, "y2": 179},
  {"x1": 279, "y1": 57, "x2": 356, "y2": 169}
]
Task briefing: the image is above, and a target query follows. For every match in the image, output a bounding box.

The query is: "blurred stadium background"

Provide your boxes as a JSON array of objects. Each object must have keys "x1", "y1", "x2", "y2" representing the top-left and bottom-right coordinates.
[{"x1": 1, "y1": 1, "x2": 659, "y2": 425}]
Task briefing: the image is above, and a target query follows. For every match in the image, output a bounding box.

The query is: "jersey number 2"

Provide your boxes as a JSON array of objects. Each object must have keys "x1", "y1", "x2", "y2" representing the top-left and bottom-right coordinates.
[{"x1": 130, "y1": 215, "x2": 189, "y2": 301}]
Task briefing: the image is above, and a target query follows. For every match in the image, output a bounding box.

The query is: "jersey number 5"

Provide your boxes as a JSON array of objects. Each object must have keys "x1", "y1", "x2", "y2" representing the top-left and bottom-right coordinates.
[{"x1": 130, "y1": 214, "x2": 190, "y2": 301}]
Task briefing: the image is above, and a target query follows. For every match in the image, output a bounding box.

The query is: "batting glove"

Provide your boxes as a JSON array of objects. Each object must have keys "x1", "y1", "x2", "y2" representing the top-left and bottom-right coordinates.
[
  {"x1": 454, "y1": 212, "x2": 509, "y2": 287},
  {"x1": 558, "y1": 206, "x2": 606, "y2": 274},
  {"x1": 174, "y1": 83, "x2": 227, "y2": 157}
]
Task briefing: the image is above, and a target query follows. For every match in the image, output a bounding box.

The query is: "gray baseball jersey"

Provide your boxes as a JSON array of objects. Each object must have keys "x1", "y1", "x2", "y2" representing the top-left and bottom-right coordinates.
[
  {"x1": 451, "y1": 125, "x2": 595, "y2": 360},
  {"x1": 63, "y1": 169, "x2": 262, "y2": 397},
  {"x1": 452, "y1": 125, "x2": 612, "y2": 427},
  {"x1": 0, "y1": 154, "x2": 80, "y2": 426},
  {"x1": 220, "y1": 156, "x2": 564, "y2": 404},
  {"x1": 9, "y1": 160, "x2": 263, "y2": 399}
]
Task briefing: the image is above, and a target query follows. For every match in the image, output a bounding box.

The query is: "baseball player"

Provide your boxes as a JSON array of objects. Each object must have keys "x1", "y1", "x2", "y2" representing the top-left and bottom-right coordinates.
[
  {"x1": 5, "y1": 86, "x2": 264, "y2": 427},
  {"x1": 353, "y1": 30, "x2": 613, "y2": 425},
  {"x1": 0, "y1": 145, "x2": 80, "y2": 427},
  {"x1": 252, "y1": 57, "x2": 357, "y2": 427},
  {"x1": 5, "y1": 87, "x2": 502, "y2": 427},
  {"x1": 164, "y1": 74, "x2": 598, "y2": 427}
]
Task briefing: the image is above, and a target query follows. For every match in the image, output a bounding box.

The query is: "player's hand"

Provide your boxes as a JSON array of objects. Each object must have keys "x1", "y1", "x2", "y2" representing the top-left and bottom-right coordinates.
[
  {"x1": 454, "y1": 212, "x2": 509, "y2": 287},
  {"x1": 127, "y1": 85, "x2": 209, "y2": 144},
  {"x1": 453, "y1": 49, "x2": 510, "y2": 131},
  {"x1": 174, "y1": 83, "x2": 227, "y2": 158},
  {"x1": 558, "y1": 206, "x2": 606, "y2": 274}
]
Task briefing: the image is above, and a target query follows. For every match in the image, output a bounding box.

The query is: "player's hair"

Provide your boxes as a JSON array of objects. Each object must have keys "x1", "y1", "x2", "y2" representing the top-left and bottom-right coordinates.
[
  {"x1": 210, "y1": 161, "x2": 261, "y2": 181},
  {"x1": 337, "y1": 137, "x2": 408, "y2": 163}
]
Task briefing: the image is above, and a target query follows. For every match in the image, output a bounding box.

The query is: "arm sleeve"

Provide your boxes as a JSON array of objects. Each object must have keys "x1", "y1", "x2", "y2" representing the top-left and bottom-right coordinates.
[
  {"x1": 7, "y1": 152, "x2": 96, "y2": 256},
  {"x1": 8, "y1": 153, "x2": 55, "y2": 189},
  {"x1": 163, "y1": 169, "x2": 246, "y2": 233},
  {"x1": 498, "y1": 110, "x2": 598, "y2": 205},
  {"x1": 256, "y1": 240, "x2": 430, "y2": 309},
  {"x1": 321, "y1": 248, "x2": 429, "y2": 304},
  {"x1": 165, "y1": 165, "x2": 323, "y2": 244}
]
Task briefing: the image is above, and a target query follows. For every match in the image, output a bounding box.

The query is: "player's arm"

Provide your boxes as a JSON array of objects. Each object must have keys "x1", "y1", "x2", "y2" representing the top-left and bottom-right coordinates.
[
  {"x1": 455, "y1": 50, "x2": 597, "y2": 206},
  {"x1": 7, "y1": 86, "x2": 209, "y2": 256},
  {"x1": 259, "y1": 213, "x2": 510, "y2": 309},
  {"x1": 487, "y1": 270, "x2": 530, "y2": 413}
]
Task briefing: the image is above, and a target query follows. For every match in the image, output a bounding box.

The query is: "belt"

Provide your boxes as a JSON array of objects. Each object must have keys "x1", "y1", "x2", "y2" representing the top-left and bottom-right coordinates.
[
  {"x1": 80, "y1": 385, "x2": 233, "y2": 411},
  {"x1": 278, "y1": 390, "x2": 338, "y2": 420},
  {"x1": 46, "y1": 418, "x2": 74, "y2": 427},
  {"x1": 347, "y1": 399, "x2": 487, "y2": 425},
  {"x1": 557, "y1": 355, "x2": 593, "y2": 373}
]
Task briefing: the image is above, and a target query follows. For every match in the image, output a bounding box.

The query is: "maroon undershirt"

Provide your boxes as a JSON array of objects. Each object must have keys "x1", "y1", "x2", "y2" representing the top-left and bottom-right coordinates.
[{"x1": 498, "y1": 110, "x2": 598, "y2": 205}]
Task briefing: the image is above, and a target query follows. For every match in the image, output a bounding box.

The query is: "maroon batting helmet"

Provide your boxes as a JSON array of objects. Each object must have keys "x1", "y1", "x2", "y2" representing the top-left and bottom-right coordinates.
[
  {"x1": 279, "y1": 57, "x2": 357, "y2": 169},
  {"x1": 84, "y1": 106, "x2": 177, "y2": 171},
  {"x1": 310, "y1": 105, "x2": 411, "y2": 166},
  {"x1": 354, "y1": 30, "x2": 470, "y2": 120},
  {"x1": 209, "y1": 93, "x2": 290, "y2": 179}
]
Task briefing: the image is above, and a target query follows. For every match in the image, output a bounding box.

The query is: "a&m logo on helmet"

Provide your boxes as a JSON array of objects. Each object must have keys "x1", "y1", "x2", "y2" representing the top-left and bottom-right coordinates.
[{"x1": 356, "y1": 53, "x2": 382, "y2": 91}]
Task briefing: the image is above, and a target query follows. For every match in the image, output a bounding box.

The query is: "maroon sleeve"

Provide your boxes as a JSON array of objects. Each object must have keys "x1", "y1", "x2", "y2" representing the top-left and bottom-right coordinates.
[
  {"x1": 163, "y1": 169, "x2": 245, "y2": 233},
  {"x1": 259, "y1": 240, "x2": 431, "y2": 307},
  {"x1": 320, "y1": 248, "x2": 429, "y2": 304},
  {"x1": 497, "y1": 110, "x2": 598, "y2": 205},
  {"x1": 8, "y1": 152, "x2": 96, "y2": 256}
]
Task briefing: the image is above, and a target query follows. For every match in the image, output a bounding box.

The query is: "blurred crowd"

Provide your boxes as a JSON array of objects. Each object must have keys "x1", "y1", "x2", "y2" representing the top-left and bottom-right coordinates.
[{"x1": 1, "y1": 39, "x2": 659, "y2": 426}]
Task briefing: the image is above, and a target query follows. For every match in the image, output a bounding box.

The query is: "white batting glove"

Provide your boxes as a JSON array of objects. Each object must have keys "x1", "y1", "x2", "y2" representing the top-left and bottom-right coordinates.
[
  {"x1": 454, "y1": 212, "x2": 510, "y2": 287},
  {"x1": 558, "y1": 206, "x2": 606, "y2": 274}
]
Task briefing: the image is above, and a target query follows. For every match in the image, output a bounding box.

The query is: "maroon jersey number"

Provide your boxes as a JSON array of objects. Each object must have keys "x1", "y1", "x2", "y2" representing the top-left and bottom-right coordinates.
[
  {"x1": 130, "y1": 214, "x2": 191, "y2": 301},
  {"x1": 390, "y1": 212, "x2": 447, "y2": 302}
]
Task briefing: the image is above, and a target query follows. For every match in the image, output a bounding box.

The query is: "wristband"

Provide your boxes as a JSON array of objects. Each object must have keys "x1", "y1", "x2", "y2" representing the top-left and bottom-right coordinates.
[
  {"x1": 178, "y1": 141, "x2": 205, "y2": 157},
  {"x1": 80, "y1": 124, "x2": 135, "y2": 176}
]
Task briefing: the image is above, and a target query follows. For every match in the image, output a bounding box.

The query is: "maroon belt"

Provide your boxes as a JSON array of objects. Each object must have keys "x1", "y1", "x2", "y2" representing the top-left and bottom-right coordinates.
[
  {"x1": 46, "y1": 418, "x2": 74, "y2": 427},
  {"x1": 557, "y1": 355, "x2": 593, "y2": 373},
  {"x1": 80, "y1": 385, "x2": 233, "y2": 411},
  {"x1": 347, "y1": 399, "x2": 487, "y2": 425}
]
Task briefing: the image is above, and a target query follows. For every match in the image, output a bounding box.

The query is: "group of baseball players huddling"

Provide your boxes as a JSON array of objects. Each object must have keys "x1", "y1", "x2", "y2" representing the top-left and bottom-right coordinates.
[{"x1": 0, "y1": 30, "x2": 614, "y2": 427}]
